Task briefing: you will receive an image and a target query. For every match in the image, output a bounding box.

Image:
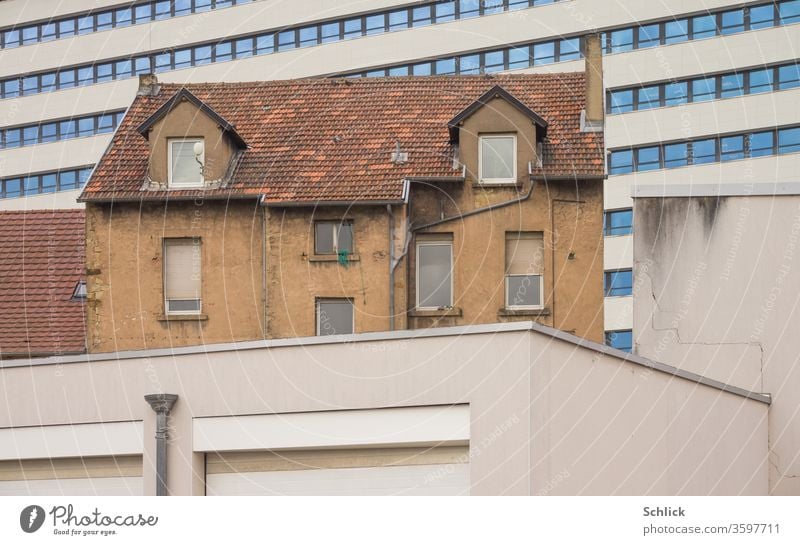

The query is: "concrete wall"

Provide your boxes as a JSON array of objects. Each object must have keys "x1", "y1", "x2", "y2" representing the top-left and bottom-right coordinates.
[
  {"x1": 634, "y1": 194, "x2": 800, "y2": 495},
  {"x1": 0, "y1": 323, "x2": 769, "y2": 496},
  {"x1": 85, "y1": 200, "x2": 264, "y2": 352}
]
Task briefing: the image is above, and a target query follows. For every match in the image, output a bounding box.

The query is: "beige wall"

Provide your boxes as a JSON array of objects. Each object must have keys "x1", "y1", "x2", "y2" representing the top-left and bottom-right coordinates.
[
  {"x1": 634, "y1": 194, "x2": 800, "y2": 495},
  {"x1": 85, "y1": 200, "x2": 264, "y2": 352},
  {"x1": 0, "y1": 324, "x2": 769, "y2": 496}
]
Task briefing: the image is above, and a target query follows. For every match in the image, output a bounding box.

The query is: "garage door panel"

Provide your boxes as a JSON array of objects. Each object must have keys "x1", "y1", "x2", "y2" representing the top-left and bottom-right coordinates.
[
  {"x1": 0, "y1": 476, "x2": 143, "y2": 496},
  {"x1": 0, "y1": 455, "x2": 143, "y2": 496}
]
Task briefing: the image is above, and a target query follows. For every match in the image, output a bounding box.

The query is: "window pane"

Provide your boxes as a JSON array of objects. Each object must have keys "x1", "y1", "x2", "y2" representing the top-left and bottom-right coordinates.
[
  {"x1": 638, "y1": 24, "x2": 660, "y2": 48},
  {"x1": 78, "y1": 117, "x2": 94, "y2": 136},
  {"x1": 604, "y1": 209, "x2": 633, "y2": 236},
  {"x1": 779, "y1": 0, "x2": 800, "y2": 24},
  {"x1": 343, "y1": 18, "x2": 362, "y2": 39},
  {"x1": 170, "y1": 140, "x2": 203, "y2": 185},
  {"x1": 40, "y1": 73, "x2": 56, "y2": 92},
  {"x1": 321, "y1": 23, "x2": 339, "y2": 43},
  {"x1": 3, "y1": 79, "x2": 20, "y2": 98},
  {"x1": 459, "y1": 54, "x2": 480, "y2": 74},
  {"x1": 532, "y1": 42, "x2": 555, "y2": 65},
  {"x1": 337, "y1": 223, "x2": 354, "y2": 253},
  {"x1": 96, "y1": 11, "x2": 113, "y2": 30},
  {"x1": 604, "y1": 270, "x2": 633, "y2": 297},
  {"x1": 609, "y1": 150, "x2": 633, "y2": 174},
  {"x1": 388, "y1": 10, "x2": 408, "y2": 31},
  {"x1": 235, "y1": 38, "x2": 254, "y2": 57},
  {"x1": 435, "y1": 58, "x2": 457, "y2": 75},
  {"x1": 116, "y1": 8, "x2": 133, "y2": 27},
  {"x1": 277, "y1": 30, "x2": 295, "y2": 51},
  {"x1": 174, "y1": 0, "x2": 191, "y2": 16},
  {"x1": 3, "y1": 29, "x2": 20, "y2": 48},
  {"x1": 315, "y1": 223, "x2": 335, "y2": 254},
  {"x1": 24, "y1": 176, "x2": 40, "y2": 194},
  {"x1": 366, "y1": 14, "x2": 385, "y2": 34},
  {"x1": 720, "y1": 9, "x2": 744, "y2": 34},
  {"x1": 154, "y1": 52, "x2": 171, "y2": 72},
  {"x1": 749, "y1": 68, "x2": 774, "y2": 93},
  {"x1": 484, "y1": 0, "x2": 504, "y2": 14},
  {"x1": 692, "y1": 14, "x2": 717, "y2": 39},
  {"x1": 215, "y1": 41, "x2": 232, "y2": 61},
  {"x1": 460, "y1": 0, "x2": 481, "y2": 18},
  {"x1": 664, "y1": 19, "x2": 688, "y2": 44},
  {"x1": 58, "y1": 20, "x2": 76, "y2": 38},
  {"x1": 480, "y1": 137, "x2": 515, "y2": 180},
  {"x1": 720, "y1": 135, "x2": 744, "y2": 161},
  {"x1": 115, "y1": 60, "x2": 132, "y2": 78},
  {"x1": 559, "y1": 38, "x2": 580, "y2": 61},
  {"x1": 692, "y1": 77, "x2": 716, "y2": 101},
  {"x1": 298, "y1": 27, "x2": 317, "y2": 47},
  {"x1": 778, "y1": 65, "x2": 800, "y2": 90},
  {"x1": 40, "y1": 123, "x2": 57, "y2": 143},
  {"x1": 41, "y1": 23, "x2": 56, "y2": 42},
  {"x1": 637, "y1": 146, "x2": 661, "y2": 171},
  {"x1": 664, "y1": 142, "x2": 688, "y2": 168},
  {"x1": 637, "y1": 86, "x2": 660, "y2": 110},
  {"x1": 417, "y1": 244, "x2": 452, "y2": 308},
  {"x1": 96, "y1": 63, "x2": 113, "y2": 82},
  {"x1": 720, "y1": 73, "x2": 744, "y2": 97},
  {"x1": 97, "y1": 114, "x2": 115, "y2": 133},
  {"x1": 664, "y1": 82, "x2": 688, "y2": 106},
  {"x1": 4, "y1": 178, "x2": 21, "y2": 198},
  {"x1": 134, "y1": 4, "x2": 152, "y2": 23},
  {"x1": 692, "y1": 139, "x2": 717, "y2": 164},
  {"x1": 435, "y1": 2, "x2": 456, "y2": 22},
  {"x1": 60, "y1": 170, "x2": 78, "y2": 189},
  {"x1": 134, "y1": 57, "x2": 151, "y2": 74},
  {"x1": 4, "y1": 128, "x2": 20, "y2": 148},
  {"x1": 78, "y1": 15, "x2": 94, "y2": 34},
  {"x1": 778, "y1": 127, "x2": 800, "y2": 154},
  {"x1": 60, "y1": 120, "x2": 77, "y2": 139},
  {"x1": 21, "y1": 26, "x2": 38, "y2": 44},
  {"x1": 412, "y1": 6, "x2": 432, "y2": 27},
  {"x1": 155, "y1": 0, "x2": 171, "y2": 20},
  {"x1": 508, "y1": 47, "x2": 530, "y2": 70},
  {"x1": 507, "y1": 275, "x2": 542, "y2": 307},
  {"x1": 388, "y1": 66, "x2": 409, "y2": 76},
  {"x1": 23, "y1": 126, "x2": 39, "y2": 145},
  {"x1": 609, "y1": 28, "x2": 633, "y2": 53},
  {"x1": 750, "y1": 5, "x2": 775, "y2": 29},
  {"x1": 749, "y1": 131, "x2": 774, "y2": 157},
  {"x1": 605, "y1": 330, "x2": 632, "y2": 352},
  {"x1": 317, "y1": 300, "x2": 353, "y2": 336},
  {"x1": 164, "y1": 239, "x2": 201, "y2": 307},
  {"x1": 256, "y1": 34, "x2": 274, "y2": 54},
  {"x1": 484, "y1": 50, "x2": 505, "y2": 73},
  {"x1": 41, "y1": 173, "x2": 57, "y2": 193},
  {"x1": 412, "y1": 62, "x2": 432, "y2": 75},
  {"x1": 195, "y1": 0, "x2": 213, "y2": 12},
  {"x1": 22, "y1": 75, "x2": 38, "y2": 95}
]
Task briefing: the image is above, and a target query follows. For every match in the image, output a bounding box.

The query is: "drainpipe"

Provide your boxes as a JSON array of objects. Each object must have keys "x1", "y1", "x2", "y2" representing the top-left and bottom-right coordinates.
[
  {"x1": 144, "y1": 393, "x2": 178, "y2": 496},
  {"x1": 262, "y1": 204, "x2": 268, "y2": 338},
  {"x1": 387, "y1": 205, "x2": 395, "y2": 330}
]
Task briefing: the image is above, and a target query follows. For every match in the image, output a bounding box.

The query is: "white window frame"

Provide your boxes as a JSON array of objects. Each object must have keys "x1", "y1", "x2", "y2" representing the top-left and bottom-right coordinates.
[
  {"x1": 314, "y1": 220, "x2": 354, "y2": 255},
  {"x1": 163, "y1": 238, "x2": 202, "y2": 316},
  {"x1": 478, "y1": 134, "x2": 517, "y2": 184},
  {"x1": 505, "y1": 274, "x2": 544, "y2": 310},
  {"x1": 415, "y1": 240, "x2": 453, "y2": 310},
  {"x1": 316, "y1": 298, "x2": 354, "y2": 336},
  {"x1": 167, "y1": 137, "x2": 204, "y2": 188}
]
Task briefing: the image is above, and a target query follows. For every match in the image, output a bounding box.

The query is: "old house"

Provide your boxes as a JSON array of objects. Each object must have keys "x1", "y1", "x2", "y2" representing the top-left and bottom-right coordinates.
[{"x1": 78, "y1": 48, "x2": 605, "y2": 353}]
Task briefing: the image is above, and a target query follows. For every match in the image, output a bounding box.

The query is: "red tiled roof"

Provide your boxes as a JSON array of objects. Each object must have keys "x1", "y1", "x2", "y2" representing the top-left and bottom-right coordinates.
[
  {"x1": 80, "y1": 74, "x2": 604, "y2": 204},
  {"x1": 0, "y1": 210, "x2": 86, "y2": 358}
]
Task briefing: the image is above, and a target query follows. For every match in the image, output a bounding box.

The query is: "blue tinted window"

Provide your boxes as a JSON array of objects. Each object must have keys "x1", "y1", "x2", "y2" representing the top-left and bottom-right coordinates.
[
  {"x1": 22, "y1": 26, "x2": 38, "y2": 44},
  {"x1": 77, "y1": 66, "x2": 94, "y2": 85},
  {"x1": 3, "y1": 29, "x2": 20, "y2": 48},
  {"x1": 610, "y1": 90, "x2": 633, "y2": 114},
  {"x1": 58, "y1": 19, "x2": 76, "y2": 37},
  {"x1": 778, "y1": 127, "x2": 800, "y2": 154},
  {"x1": 778, "y1": 65, "x2": 800, "y2": 89},
  {"x1": 154, "y1": 52, "x2": 172, "y2": 72},
  {"x1": 692, "y1": 77, "x2": 716, "y2": 101},
  {"x1": 41, "y1": 174, "x2": 57, "y2": 193},
  {"x1": 321, "y1": 23, "x2": 339, "y2": 43},
  {"x1": 637, "y1": 146, "x2": 661, "y2": 171},
  {"x1": 41, "y1": 23, "x2": 56, "y2": 42},
  {"x1": 78, "y1": 15, "x2": 94, "y2": 34},
  {"x1": 174, "y1": 0, "x2": 191, "y2": 16},
  {"x1": 721, "y1": 135, "x2": 744, "y2": 161},
  {"x1": 134, "y1": 57, "x2": 151, "y2": 74},
  {"x1": 5, "y1": 178, "x2": 21, "y2": 198},
  {"x1": 664, "y1": 19, "x2": 689, "y2": 44},
  {"x1": 664, "y1": 82, "x2": 688, "y2": 106},
  {"x1": 435, "y1": 2, "x2": 456, "y2": 22},
  {"x1": 3, "y1": 79, "x2": 20, "y2": 98},
  {"x1": 435, "y1": 58, "x2": 456, "y2": 75},
  {"x1": 559, "y1": 38, "x2": 580, "y2": 61},
  {"x1": 692, "y1": 15, "x2": 717, "y2": 38},
  {"x1": 533, "y1": 42, "x2": 555, "y2": 65},
  {"x1": 638, "y1": 24, "x2": 660, "y2": 48},
  {"x1": 5, "y1": 128, "x2": 20, "y2": 148},
  {"x1": 637, "y1": 86, "x2": 660, "y2": 110},
  {"x1": 235, "y1": 38, "x2": 254, "y2": 57},
  {"x1": 750, "y1": 5, "x2": 775, "y2": 29},
  {"x1": 97, "y1": 114, "x2": 115, "y2": 133},
  {"x1": 60, "y1": 120, "x2": 77, "y2": 139},
  {"x1": 58, "y1": 69, "x2": 76, "y2": 89},
  {"x1": 484, "y1": 51, "x2": 504, "y2": 73},
  {"x1": 22, "y1": 75, "x2": 38, "y2": 95},
  {"x1": 720, "y1": 10, "x2": 744, "y2": 34},
  {"x1": 750, "y1": 68, "x2": 774, "y2": 93},
  {"x1": 215, "y1": 41, "x2": 232, "y2": 61},
  {"x1": 365, "y1": 15, "x2": 385, "y2": 35},
  {"x1": 96, "y1": 63, "x2": 113, "y2": 82},
  {"x1": 96, "y1": 11, "x2": 113, "y2": 30},
  {"x1": 460, "y1": 0, "x2": 481, "y2": 18},
  {"x1": 116, "y1": 8, "x2": 133, "y2": 27},
  {"x1": 60, "y1": 170, "x2": 78, "y2": 190},
  {"x1": 720, "y1": 74, "x2": 744, "y2": 97},
  {"x1": 605, "y1": 330, "x2": 633, "y2": 352},
  {"x1": 40, "y1": 123, "x2": 57, "y2": 143},
  {"x1": 79, "y1": 168, "x2": 93, "y2": 183},
  {"x1": 459, "y1": 54, "x2": 480, "y2": 74},
  {"x1": 195, "y1": 45, "x2": 212, "y2": 64},
  {"x1": 78, "y1": 118, "x2": 94, "y2": 137},
  {"x1": 134, "y1": 4, "x2": 152, "y2": 22},
  {"x1": 412, "y1": 6, "x2": 432, "y2": 27},
  {"x1": 388, "y1": 10, "x2": 408, "y2": 30},
  {"x1": 256, "y1": 35, "x2": 274, "y2": 54},
  {"x1": 779, "y1": 0, "x2": 800, "y2": 24},
  {"x1": 484, "y1": 0, "x2": 504, "y2": 15},
  {"x1": 609, "y1": 28, "x2": 633, "y2": 53},
  {"x1": 41, "y1": 73, "x2": 56, "y2": 92},
  {"x1": 343, "y1": 18, "x2": 362, "y2": 39},
  {"x1": 412, "y1": 62, "x2": 432, "y2": 76},
  {"x1": 155, "y1": 1, "x2": 171, "y2": 20},
  {"x1": 278, "y1": 30, "x2": 296, "y2": 50},
  {"x1": 749, "y1": 131, "x2": 774, "y2": 157},
  {"x1": 604, "y1": 209, "x2": 633, "y2": 236},
  {"x1": 509, "y1": 47, "x2": 530, "y2": 70},
  {"x1": 24, "y1": 176, "x2": 39, "y2": 194},
  {"x1": 604, "y1": 270, "x2": 633, "y2": 297},
  {"x1": 692, "y1": 139, "x2": 717, "y2": 164},
  {"x1": 609, "y1": 150, "x2": 633, "y2": 175},
  {"x1": 115, "y1": 60, "x2": 132, "y2": 78},
  {"x1": 387, "y1": 66, "x2": 408, "y2": 76},
  {"x1": 21, "y1": 125, "x2": 37, "y2": 145},
  {"x1": 664, "y1": 143, "x2": 688, "y2": 168}
]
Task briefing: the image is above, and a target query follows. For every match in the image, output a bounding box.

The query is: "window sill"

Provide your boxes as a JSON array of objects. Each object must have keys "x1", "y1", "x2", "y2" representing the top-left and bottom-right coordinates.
[
  {"x1": 308, "y1": 253, "x2": 360, "y2": 263},
  {"x1": 472, "y1": 181, "x2": 522, "y2": 189},
  {"x1": 409, "y1": 307, "x2": 462, "y2": 318},
  {"x1": 157, "y1": 314, "x2": 208, "y2": 322},
  {"x1": 497, "y1": 307, "x2": 551, "y2": 317}
]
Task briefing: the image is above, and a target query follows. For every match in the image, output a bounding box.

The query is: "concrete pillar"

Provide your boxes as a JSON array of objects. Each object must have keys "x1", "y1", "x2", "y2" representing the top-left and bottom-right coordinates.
[{"x1": 144, "y1": 393, "x2": 178, "y2": 496}]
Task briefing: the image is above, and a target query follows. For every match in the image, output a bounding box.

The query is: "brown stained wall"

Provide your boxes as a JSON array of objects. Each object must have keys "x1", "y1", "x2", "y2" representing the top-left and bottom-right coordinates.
[
  {"x1": 265, "y1": 205, "x2": 408, "y2": 339},
  {"x1": 146, "y1": 100, "x2": 237, "y2": 185},
  {"x1": 85, "y1": 200, "x2": 264, "y2": 352}
]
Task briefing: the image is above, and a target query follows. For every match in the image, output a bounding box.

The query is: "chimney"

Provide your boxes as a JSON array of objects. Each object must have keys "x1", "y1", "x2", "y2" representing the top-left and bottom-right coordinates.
[
  {"x1": 581, "y1": 33, "x2": 604, "y2": 132},
  {"x1": 137, "y1": 73, "x2": 161, "y2": 97}
]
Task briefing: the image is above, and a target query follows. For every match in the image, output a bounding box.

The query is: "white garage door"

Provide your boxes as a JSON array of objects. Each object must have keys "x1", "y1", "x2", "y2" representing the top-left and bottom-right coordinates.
[
  {"x1": 206, "y1": 446, "x2": 469, "y2": 496},
  {"x1": 0, "y1": 455, "x2": 143, "y2": 496}
]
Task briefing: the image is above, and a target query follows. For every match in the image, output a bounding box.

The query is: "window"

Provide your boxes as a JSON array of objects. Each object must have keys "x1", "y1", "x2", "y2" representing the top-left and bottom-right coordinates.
[
  {"x1": 749, "y1": 68, "x2": 774, "y2": 93},
  {"x1": 316, "y1": 299, "x2": 354, "y2": 336},
  {"x1": 168, "y1": 138, "x2": 204, "y2": 187},
  {"x1": 692, "y1": 14, "x2": 717, "y2": 39},
  {"x1": 720, "y1": 74, "x2": 744, "y2": 97},
  {"x1": 604, "y1": 209, "x2": 633, "y2": 236},
  {"x1": 778, "y1": 65, "x2": 800, "y2": 90},
  {"x1": 479, "y1": 135, "x2": 516, "y2": 183},
  {"x1": 416, "y1": 238, "x2": 453, "y2": 309},
  {"x1": 721, "y1": 135, "x2": 744, "y2": 161},
  {"x1": 638, "y1": 24, "x2": 661, "y2": 48},
  {"x1": 505, "y1": 233, "x2": 544, "y2": 309},
  {"x1": 750, "y1": 4, "x2": 775, "y2": 29},
  {"x1": 692, "y1": 139, "x2": 717, "y2": 164},
  {"x1": 779, "y1": 0, "x2": 800, "y2": 24},
  {"x1": 532, "y1": 42, "x2": 555, "y2": 65},
  {"x1": 664, "y1": 19, "x2": 689, "y2": 44},
  {"x1": 314, "y1": 221, "x2": 354, "y2": 255},
  {"x1": 749, "y1": 131, "x2": 774, "y2": 157},
  {"x1": 609, "y1": 28, "x2": 633, "y2": 53},
  {"x1": 604, "y1": 269, "x2": 633, "y2": 297},
  {"x1": 605, "y1": 330, "x2": 633, "y2": 352},
  {"x1": 609, "y1": 90, "x2": 633, "y2": 114},
  {"x1": 164, "y1": 239, "x2": 202, "y2": 315},
  {"x1": 637, "y1": 86, "x2": 660, "y2": 110},
  {"x1": 664, "y1": 142, "x2": 689, "y2": 168},
  {"x1": 664, "y1": 82, "x2": 688, "y2": 106},
  {"x1": 609, "y1": 150, "x2": 633, "y2": 175},
  {"x1": 559, "y1": 38, "x2": 581, "y2": 61},
  {"x1": 720, "y1": 9, "x2": 744, "y2": 34},
  {"x1": 692, "y1": 77, "x2": 716, "y2": 101},
  {"x1": 778, "y1": 127, "x2": 800, "y2": 154},
  {"x1": 636, "y1": 146, "x2": 661, "y2": 171},
  {"x1": 72, "y1": 280, "x2": 87, "y2": 300}
]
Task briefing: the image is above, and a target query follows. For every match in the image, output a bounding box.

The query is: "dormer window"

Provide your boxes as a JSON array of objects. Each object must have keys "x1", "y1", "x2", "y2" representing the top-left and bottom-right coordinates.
[
  {"x1": 168, "y1": 138, "x2": 204, "y2": 187},
  {"x1": 479, "y1": 134, "x2": 516, "y2": 183}
]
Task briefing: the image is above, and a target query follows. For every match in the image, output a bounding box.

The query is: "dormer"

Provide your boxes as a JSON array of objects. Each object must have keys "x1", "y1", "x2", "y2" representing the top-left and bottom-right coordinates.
[
  {"x1": 137, "y1": 87, "x2": 247, "y2": 190},
  {"x1": 448, "y1": 86, "x2": 547, "y2": 186}
]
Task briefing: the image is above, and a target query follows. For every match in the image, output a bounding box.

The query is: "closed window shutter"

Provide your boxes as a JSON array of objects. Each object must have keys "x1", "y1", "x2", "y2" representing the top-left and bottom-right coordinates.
[
  {"x1": 505, "y1": 233, "x2": 544, "y2": 275},
  {"x1": 165, "y1": 239, "x2": 201, "y2": 300}
]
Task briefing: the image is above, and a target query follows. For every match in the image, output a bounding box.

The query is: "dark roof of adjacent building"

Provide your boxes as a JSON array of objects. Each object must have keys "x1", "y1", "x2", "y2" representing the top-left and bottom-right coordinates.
[
  {"x1": 0, "y1": 210, "x2": 87, "y2": 358},
  {"x1": 80, "y1": 74, "x2": 605, "y2": 204}
]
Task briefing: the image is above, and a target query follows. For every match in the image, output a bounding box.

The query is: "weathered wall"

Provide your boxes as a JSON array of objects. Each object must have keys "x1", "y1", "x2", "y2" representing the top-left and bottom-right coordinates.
[
  {"x1": 85, "y1": 200, "x2": 264, "y2": 352},
  {"x1": 634, "y1": 195, "x2": 800, "y2": 495},
  {"x1": 265, "y1": 205, "x2": 407, "y2": 338},
  {"x1": 146, "y1": 99, "x2": 238, "y2": 185},
  {"x1": 408, "y1": 178, "x2": 605, "y2": 343}
]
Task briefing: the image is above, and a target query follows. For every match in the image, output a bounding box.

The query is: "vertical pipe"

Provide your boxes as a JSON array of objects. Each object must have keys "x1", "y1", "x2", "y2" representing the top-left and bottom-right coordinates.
[
  {"x1": 144, "y1": 394, "x2": 178, "y2": 496},
  {"x1": 387, "y1": 204, "x2": 395, "y2": 330}
]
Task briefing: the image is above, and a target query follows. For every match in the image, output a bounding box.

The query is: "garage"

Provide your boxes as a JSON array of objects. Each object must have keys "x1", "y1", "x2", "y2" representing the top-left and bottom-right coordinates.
[
  {"x1": 0, "y1": 455, "x2": 143, "y2": 495},
  {"x1": 206, "y1": 445, "x2": 469, "y2": 496}
]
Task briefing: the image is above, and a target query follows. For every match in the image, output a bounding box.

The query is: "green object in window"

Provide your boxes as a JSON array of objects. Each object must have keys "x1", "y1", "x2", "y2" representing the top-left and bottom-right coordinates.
[{"x1": 337, "y1": 249, "x2": 349, "y2": 266}]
